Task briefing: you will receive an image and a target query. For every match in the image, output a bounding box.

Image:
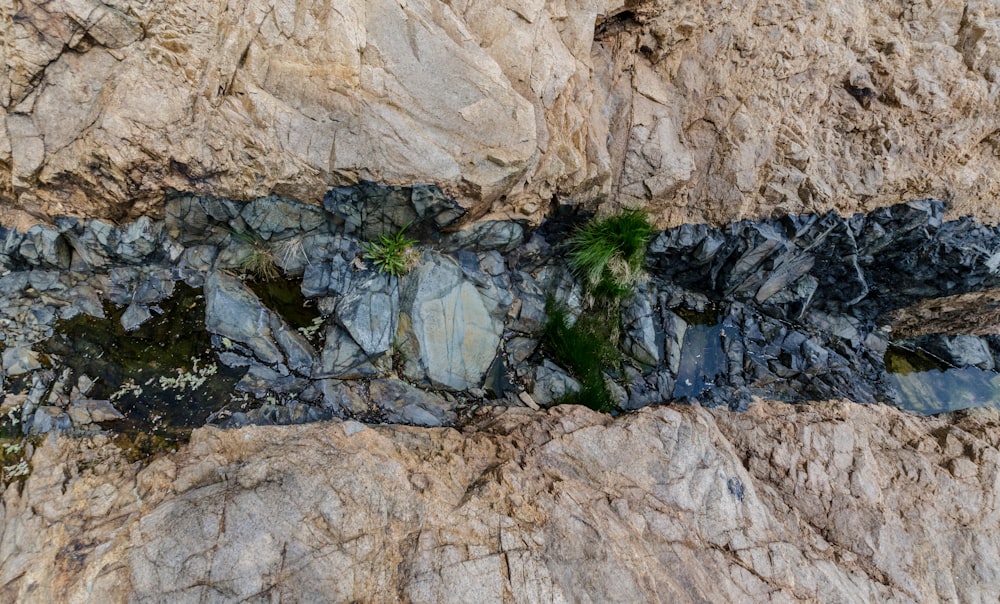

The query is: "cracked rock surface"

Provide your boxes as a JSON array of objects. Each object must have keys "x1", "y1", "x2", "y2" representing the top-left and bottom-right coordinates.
[
  {"x1": 2, "y1": 400, "x2": 999, "y2": 602},
  {"x1": 3, "y1": 1, "x2": 1000, "y2": 228}
]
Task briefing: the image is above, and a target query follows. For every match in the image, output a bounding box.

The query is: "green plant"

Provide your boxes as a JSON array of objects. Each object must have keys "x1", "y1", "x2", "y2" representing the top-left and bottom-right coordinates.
[
  {"x1": 542, "y1": 301, "x2": 619, "y2": 413},
  {"x1": 566, "y1": 209, "x2": 654, "y2": 301},
  {"x1": 232, "y1": 230, "x2": 280, "y2": 281},
  {"x1": 363, "y1": 223, "x2": 419, "y2": 276}
]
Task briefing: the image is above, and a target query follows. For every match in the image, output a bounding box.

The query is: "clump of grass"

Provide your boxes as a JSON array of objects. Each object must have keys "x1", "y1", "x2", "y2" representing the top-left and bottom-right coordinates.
[
  {"x1": 232, "y1": 230, "x2": 280, "y2": 281},
  {"x1": 566, "y1": 209, "x2": 654, "y2": 302},
  {"x1": 363, "y1": 223, "x2": 419, "y2": 277},
  {"x1": 542, "y1": 301, "x2": 619, "y2": 413}
]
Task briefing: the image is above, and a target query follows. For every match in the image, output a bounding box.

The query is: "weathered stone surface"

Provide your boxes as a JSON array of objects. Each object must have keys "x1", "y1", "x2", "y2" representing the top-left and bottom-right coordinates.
[
  {"x1": 531, "y1": 360, "x2": 581, "y2": 407},
  {"x1": 400, "y1": 253, "x2": 503, "y2": 390},
  {"x1": 203, "y1": 272, "x2": 315, "y2": 374},
  {"x1": 369, "y1": 378, "x2": 456, "y2": 427},
  {"x1": 3, "y1": 402, "x2": 1000, "y2": 601},
  {"x1": 5, "y1": 1, "x2": 1000, "y2": 229},
  {"x1": 335, "y1": 272, "x2": 398, "y2": 357}
]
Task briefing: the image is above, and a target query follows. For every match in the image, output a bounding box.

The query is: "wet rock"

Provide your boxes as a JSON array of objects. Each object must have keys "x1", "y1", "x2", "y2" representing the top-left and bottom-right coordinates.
[
  {"x1": 335, "y1": 272, "x2": 398, "y2": 357},
  {"x1": 661, "y1": 309, "x2": 687, "y2": 376},
  {"x1": 120, "y1": 304, "x2": 152, "y2": 332},
  {"x1": 67, "y1": 399, "x2": 124, "y2": 425},
  {"x1": 369, "y1": 378, "x2": 456, "y2": 427},
  {"x1": 509, "y1": 273, "x2": 547, "y2": 333},
  {"x1": 915, "y1": 335, "x2": 995, "y2": 370},
  {"x1": 400, "y1": 253, "x2": 503, "y2": 390},
  {"x1": 531, "y1": 360, "x2": 581, "y2": 407}
]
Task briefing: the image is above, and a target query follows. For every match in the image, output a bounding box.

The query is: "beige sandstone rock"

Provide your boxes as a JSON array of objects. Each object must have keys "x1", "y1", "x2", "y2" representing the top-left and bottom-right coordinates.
[
  {"x1": 3, "y1": 0, "x2": 1000, "y2": 228},
  {"x1": 2, "y1": 401, "x2": 999, "y2": 602}
]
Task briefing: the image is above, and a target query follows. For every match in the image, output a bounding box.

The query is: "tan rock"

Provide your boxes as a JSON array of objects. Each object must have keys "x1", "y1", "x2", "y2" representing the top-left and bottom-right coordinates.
[
  {"x1": 2, "y1": 401, "x2": 1000, "y2": 601},
  {"x1": 3, "y1": 0, "x2": 1000, "y2": 228}
]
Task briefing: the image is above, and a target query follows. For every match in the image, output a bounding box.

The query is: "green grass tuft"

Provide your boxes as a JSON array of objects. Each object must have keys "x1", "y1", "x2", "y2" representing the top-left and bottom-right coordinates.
[
  {"x1": 363, "y1": 223, "x2": 419, "y2": 277},
  {"x1": 566, "y1": 209, "x2": 654, "y2": 302},
  {"x1": 542, "y1": 301, "x2": 619, "y2": 413}
]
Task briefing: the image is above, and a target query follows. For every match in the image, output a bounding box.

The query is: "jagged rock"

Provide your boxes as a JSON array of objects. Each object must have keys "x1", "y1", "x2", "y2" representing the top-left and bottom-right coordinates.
[
  {"x1": 369, "y1": 378, "x2": 456, "y2": 427},
  {"x1": 324, "y1": 182, "x2": 466, "y2": 241},
  {"x1": 914, "y1": 334, "x2": 996, "y2": 371},
  {"x1": 6, "y1": 403, "x2": 1000, "y2": 601},
  {"x1": 67, "y1": 399, "x2": 124, "y2": 425},
  {"x1": 399, "y1": 253, "x2": 503, "y2": 390},
  {"x1": 622, "y1": 292, "x2": 660, "y2": 366},
  {"x1": 18, "y1": 225, "x2": 69, "y2": 269},
  {"x1": 2, "y1": 345, "x2": 41, "y2": 377},
  {"x1": 440, "y1": 221, "x2": 525, "y2": 253},
  {"x1": 335, "y1": 272, "x2": 398, "y2": 357},
  {"x1": 313, "y1": 325, "x2": 377, "y2": 379},
  {"x1": 115, "y1": 216, "x2": 162, "y2": 263},
  {"x1": 203, "y1": 272, "x2": 315, "y2": 374},
  {"x1": 319, "y1": 379, "x2": 369, "y2": 416},
  {"x1": 239, "y1": 197, "x2": 325, "y2": 241},
  {"x1": 531, "y1": 360, "x2": 581, "y2": 407}
]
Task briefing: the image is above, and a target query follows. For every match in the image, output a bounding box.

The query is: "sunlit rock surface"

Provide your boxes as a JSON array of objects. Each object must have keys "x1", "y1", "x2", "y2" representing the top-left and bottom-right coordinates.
[
  {"x1": 2, "y1": 401, "x2": 999, "y2": 602},
  {"x1": 3, "y1": 1, "x2": 1000, "y2": 227}
]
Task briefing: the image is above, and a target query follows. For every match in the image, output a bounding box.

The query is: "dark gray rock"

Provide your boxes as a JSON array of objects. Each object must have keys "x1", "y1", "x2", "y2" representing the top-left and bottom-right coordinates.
[
  {"x1": 323, "y1": 182, "x2": 465, "y2": 241},
  {"x1": 240, "y1": 197, "x2": 325, "y2": 240},
  {"x1": 19, "y1": 225, "x2": 70, "y2": 269},
  {"x1": 320, "y1": 380, "x2": 369, "y2": 415},
  {"x1": 531, "y1": 360, "x2": 581, "y2": 407},
  {"x1": 204, "y1": 272, "x2": 316, "y2": 373},
  {"x1": 440, "y1": 221, "x2": 524, "y2": 253},
  {"x1": 335, "y1": 272, "x2": 398, "y2": 356},
  {"x1": 369, "y1": 378, "x2": 456, "y2": 427},
  {"x1": 313, "y1": 325, "x2": 378, "y2": 379},
  {"x1": 116, "y1": 216, "x2": 162, "y2": 263},
  {"x1": 622, "y1": 293, "x2": 660, "y2": 366}
]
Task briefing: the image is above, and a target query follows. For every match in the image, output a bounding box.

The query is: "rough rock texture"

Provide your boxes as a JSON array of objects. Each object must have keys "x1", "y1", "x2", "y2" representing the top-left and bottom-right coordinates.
[
  {"x1": 2, "y1": 400, "x2": 999, "y2": 602},
  {"x1": 3, "y1": 1, "x2": 1000, "y2": 227}
]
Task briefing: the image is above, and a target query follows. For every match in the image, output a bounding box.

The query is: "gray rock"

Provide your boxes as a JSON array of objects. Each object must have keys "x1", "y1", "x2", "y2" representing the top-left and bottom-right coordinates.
[
  {"x1": 532, "y1": 360, "x2": 581, "y2": 407},
  {"x1": 131, "y1": 269, "x2": 175, "y2": 305},
  {"x1": 64, "y1": 219, "x2": 117, "y2": 270},
  {"x1": 30, "y1": 406, "x2": 71, "y2": 434},
  {"x1": 67, "y1": 399, "x2": 124, "y2": 425},
  {"x1": 320, "y1": 380, "x2": 369, "y2": 415},
  {"x1": 336, "y1": 272, "x2": 398, "y2": 356},
  {"x1": 0, "y1": 272, "x2": 29, "y2": 296},
  {"x1": 120, "y1": 304, "x2": 152, "y2": 332},
  {"x1": 240, "y1": 197, "x2": 326, "y2": 241},
  {"x1": 662, "y1": 309, "x2": 688, "y2": 376},
  {"x1": 400, "y1": 253, "x2": 503, "y2": 390},
  {"x1": 116, "y1": 216, "x2": 162, "y2": 263},
  {"x1": 920, "y1": 335, "x2": 995, "y2": 370},
  {"x1": 3, "y1": 346, "x2": 41, "y2": 376},
  {"x1": 323, "y1": 182, "x2": 465, "y2": 241},
  {"x1": 19, "y1": 225, "x2": 70, "y2": 269},
  {"x1": 622, "y1": 293, "x2": 660, "y2": 366},
  {"x1": 440, "y1": 221, "x2": 525, "y2": 253},
  {"x1": 314, "y1": 325, "x2": 378, "y2": 379},
  {"x1": 369, "y1": 378, "x2": 456, "y2": 427},
  {"x1": 204, "y1": 272, "x2": 316, "y2": 372}
]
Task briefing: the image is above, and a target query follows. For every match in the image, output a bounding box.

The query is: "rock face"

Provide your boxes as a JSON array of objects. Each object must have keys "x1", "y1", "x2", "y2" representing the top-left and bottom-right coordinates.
[
  {"x1": 3, "y1": 1, "x2": 1000, "y2": 227},
  {"x1": 2, "y1": 401, "x2": 999, "y2": 602}
]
